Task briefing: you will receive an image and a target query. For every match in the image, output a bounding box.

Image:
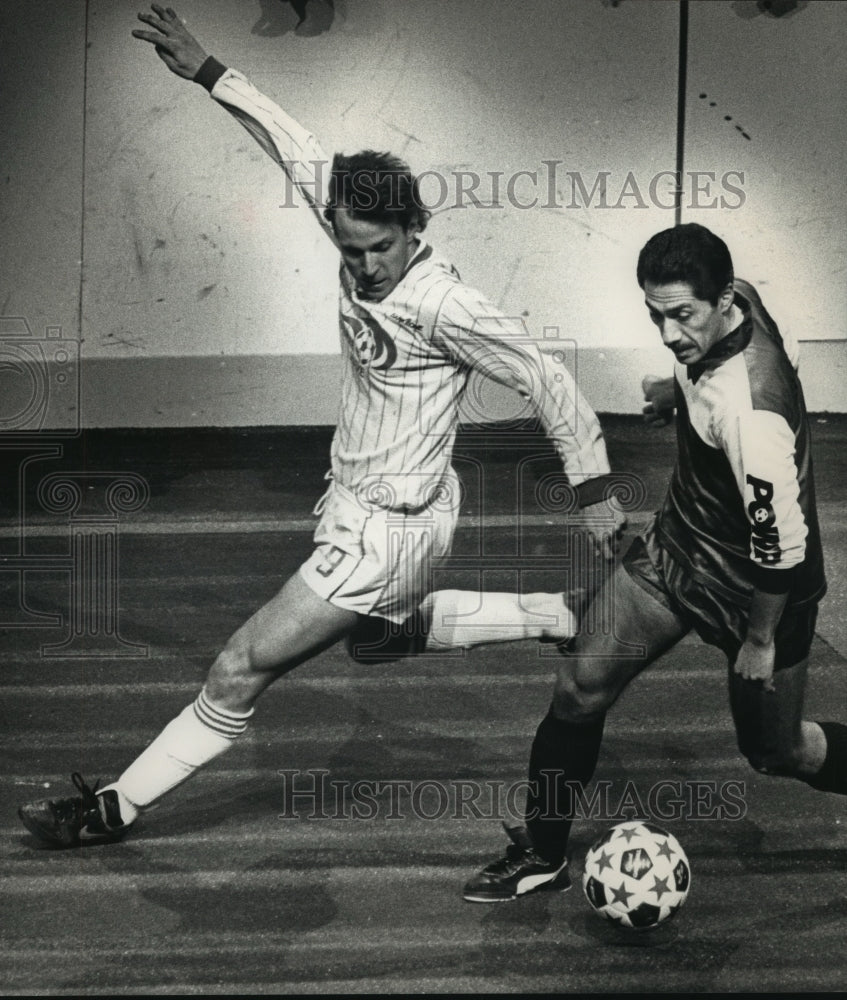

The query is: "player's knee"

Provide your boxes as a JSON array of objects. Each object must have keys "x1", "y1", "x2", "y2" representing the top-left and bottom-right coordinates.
[
  {"x1": 205, "y1": 638, "x2": 259, "y2": 706},
  {"x1": 551, "y1": 670, "x2": 611, "y2": 723}
]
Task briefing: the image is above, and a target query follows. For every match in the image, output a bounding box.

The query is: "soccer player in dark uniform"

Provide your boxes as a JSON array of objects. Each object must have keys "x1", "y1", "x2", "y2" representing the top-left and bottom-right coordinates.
[{"x1": 465, "y1": 222, "x2": 847, "y2": 902}]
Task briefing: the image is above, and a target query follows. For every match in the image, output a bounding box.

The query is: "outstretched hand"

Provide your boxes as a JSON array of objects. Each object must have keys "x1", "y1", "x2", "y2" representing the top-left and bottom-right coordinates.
[{"x1": 132, "y1": 4, "x2": 208, "y2": 79}]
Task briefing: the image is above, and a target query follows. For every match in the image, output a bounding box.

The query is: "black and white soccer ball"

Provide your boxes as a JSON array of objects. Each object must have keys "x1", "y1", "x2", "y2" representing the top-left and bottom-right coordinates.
[{"x1": 582, "y1": 821, "x2": 691, "y2": 929}]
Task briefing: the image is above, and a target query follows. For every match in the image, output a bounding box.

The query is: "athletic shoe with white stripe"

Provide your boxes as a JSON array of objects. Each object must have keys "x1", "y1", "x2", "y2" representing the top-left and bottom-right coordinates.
[
  {"x1": 18, "y1": 772, "x2": 129, "y2": 848},
  {"x1": 463, "y1": 824, "x2": 571, "y2": 902}
]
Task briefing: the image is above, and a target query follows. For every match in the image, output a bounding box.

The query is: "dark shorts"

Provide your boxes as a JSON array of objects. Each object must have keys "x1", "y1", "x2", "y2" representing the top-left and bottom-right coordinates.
[{"x1": 622, "y1": 516, "x2": 818, "y2": 671}]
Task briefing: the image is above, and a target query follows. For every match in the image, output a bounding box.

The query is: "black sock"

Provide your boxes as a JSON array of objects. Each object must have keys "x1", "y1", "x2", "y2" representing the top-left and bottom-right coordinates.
[
  {"x1": 525, "y1": 707, "x2": 606, "y2": 866},
  {"x1": 805, "y1": 721, "x2": 847, "y2": 795}
]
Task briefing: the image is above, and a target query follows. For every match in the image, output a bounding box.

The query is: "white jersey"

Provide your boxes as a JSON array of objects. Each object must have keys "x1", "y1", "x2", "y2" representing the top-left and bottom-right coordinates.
[{"x1": 206, "y1": 65, "x2": 611, "y2": 509}]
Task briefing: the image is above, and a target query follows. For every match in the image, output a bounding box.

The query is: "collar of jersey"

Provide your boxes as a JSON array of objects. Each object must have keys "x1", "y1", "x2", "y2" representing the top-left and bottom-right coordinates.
[
  {"x1": 399, "y1": 238, "x2": 433, "y2": 281},
  {"x1": 686, "y1": 298, "x2": 753, "y2": 383}
]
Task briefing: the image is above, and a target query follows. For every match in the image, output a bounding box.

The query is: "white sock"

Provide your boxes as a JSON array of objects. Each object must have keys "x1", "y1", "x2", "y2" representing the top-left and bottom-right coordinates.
[
  {"x1": 99, "y1": 688, "x2": 254, "y2": 824},
  {"x1": 421, "y1": 590, "x2": 576, "y2": 650}
]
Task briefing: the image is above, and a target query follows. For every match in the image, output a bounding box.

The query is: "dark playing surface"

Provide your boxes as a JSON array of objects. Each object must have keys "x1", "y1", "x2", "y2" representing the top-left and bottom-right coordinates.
[{"x1": 2, "y1": 417, "x2": 845, "y2": 994}]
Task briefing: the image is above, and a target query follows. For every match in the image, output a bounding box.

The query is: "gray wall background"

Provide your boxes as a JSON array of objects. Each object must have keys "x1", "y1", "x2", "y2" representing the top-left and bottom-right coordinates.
[{"x1": 2, "y1": 0, "x2": 845, "y2": 429}]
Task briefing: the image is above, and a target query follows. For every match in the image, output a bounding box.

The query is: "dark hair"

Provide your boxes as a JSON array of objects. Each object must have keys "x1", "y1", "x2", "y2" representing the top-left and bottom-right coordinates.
[
  {"x1": 323, "y1": 150, "x2": 430, "y2": 232},
  {"x1": 636, "y1": 223, "x2": 734, "y2": 305}
]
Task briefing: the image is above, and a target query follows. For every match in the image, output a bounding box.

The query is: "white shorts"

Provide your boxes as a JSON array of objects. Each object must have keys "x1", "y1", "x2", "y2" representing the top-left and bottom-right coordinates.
[{"x1": 299, "y1": 475, "x2": 460, "y2": 623}]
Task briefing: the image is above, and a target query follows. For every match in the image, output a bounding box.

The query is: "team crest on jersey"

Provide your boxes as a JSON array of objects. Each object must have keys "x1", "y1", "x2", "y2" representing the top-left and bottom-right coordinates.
[{"x1": 342, "y1": 309, "x2": 398, "y2": 371}]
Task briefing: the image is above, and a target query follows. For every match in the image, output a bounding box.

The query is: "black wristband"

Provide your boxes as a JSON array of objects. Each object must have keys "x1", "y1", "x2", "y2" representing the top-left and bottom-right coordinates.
[
  {"x1": 573, "y1": 474, "x2": 620, "y2": 509},
  {"x1": 194, "y1": 55, "x2": 228, "y2": 92}
]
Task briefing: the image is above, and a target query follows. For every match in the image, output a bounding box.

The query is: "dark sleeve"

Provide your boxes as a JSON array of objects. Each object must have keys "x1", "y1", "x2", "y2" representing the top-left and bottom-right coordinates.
[{"x1": 750, "y1": 563, "x2": 795, "y2": 594}]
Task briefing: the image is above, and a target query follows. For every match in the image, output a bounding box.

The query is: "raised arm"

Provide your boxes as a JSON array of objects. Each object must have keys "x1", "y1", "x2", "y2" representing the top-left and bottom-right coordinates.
[
  {"x1": 132, "y1": 5, "x2": 335, "y2": 243},
  {"x1": 435, "y1": 283, "x2": 627, "y2": 556}
]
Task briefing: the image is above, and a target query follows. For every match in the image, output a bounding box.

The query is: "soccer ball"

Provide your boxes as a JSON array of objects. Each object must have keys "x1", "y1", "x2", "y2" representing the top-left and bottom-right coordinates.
[{"x1": 582, "y1": 821, "x2": 691, "y2": 930}]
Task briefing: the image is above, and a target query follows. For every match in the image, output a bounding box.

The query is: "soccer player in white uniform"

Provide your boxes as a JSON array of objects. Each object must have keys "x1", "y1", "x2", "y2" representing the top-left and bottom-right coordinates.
[
  {"x1": 464, "y1": 223, "x2": 847, "y2": 902},
  {"x1": 18, "y1": 5, "x2": 624, "y2": 848}
]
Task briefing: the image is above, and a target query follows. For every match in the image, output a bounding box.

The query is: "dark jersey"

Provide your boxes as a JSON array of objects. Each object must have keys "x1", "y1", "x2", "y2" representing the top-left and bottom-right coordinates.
[{"x1": 656, "y1": 279, "x2": 826, "y2": 609}]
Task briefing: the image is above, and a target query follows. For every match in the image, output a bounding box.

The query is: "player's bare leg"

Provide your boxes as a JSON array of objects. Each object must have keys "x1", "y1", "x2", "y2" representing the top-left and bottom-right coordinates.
[
  {"x1": 549, "y1": 566, "x2": 689, "y2": 722},
  {"x1": 19, "y1": 573, "x2": 358, "y2": 845},
  {"x1": 521, "y1": 567, "x2": 690, "y2": 858},
  {"x1": 203, "y1": 571, "x2": 359, "y2": 711},
  {"x1": 107, "y1": 572, "x2": 358, "y2": 816},
  {"x1": 729, "y1": 656, "x2": 826, "y2": 777},
  {"x1": 464, "y1": 566, "x2": 690, "y2": 901}
]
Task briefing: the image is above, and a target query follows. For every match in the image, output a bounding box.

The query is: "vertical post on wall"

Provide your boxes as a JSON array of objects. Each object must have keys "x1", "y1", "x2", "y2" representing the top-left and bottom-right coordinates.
[
  {"x1": 78, "y1": 0, "x2": 90, "y2": 347},
  {"x1": 675, "y1": 0, "x2": 689, "y2": 227}
]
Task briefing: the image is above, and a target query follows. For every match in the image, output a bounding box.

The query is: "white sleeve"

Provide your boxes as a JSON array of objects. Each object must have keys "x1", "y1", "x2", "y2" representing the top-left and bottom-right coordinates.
[
  {"x1": 209, "y1": 68, "x2": 336, "y2": 245},
  {"x1": 721, "y1": 408, "x2": 807, "y2": 570},
  {"x1": 434, "y1": 283, "x2": 611, "y2": 485}
]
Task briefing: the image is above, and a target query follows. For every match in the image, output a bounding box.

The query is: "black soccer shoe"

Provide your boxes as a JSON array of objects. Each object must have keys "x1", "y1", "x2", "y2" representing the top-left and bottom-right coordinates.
[
  {"x1": 18, "y1": 772, "x2": 129, "y2": 848},
  {"x1": 463, "y1": 824, "x2": 571, "y2": 902}
]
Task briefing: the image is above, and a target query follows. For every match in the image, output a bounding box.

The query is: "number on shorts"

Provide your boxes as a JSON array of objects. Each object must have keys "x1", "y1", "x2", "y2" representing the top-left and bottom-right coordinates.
[{"x1": 315, "y1": 545, "x2": 347, "y2": 578}]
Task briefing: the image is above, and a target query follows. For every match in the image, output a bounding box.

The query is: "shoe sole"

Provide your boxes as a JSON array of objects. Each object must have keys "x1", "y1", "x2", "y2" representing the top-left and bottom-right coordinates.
[{"x1": 462, "y1": 868, "x2": 572, "y2": 903}]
